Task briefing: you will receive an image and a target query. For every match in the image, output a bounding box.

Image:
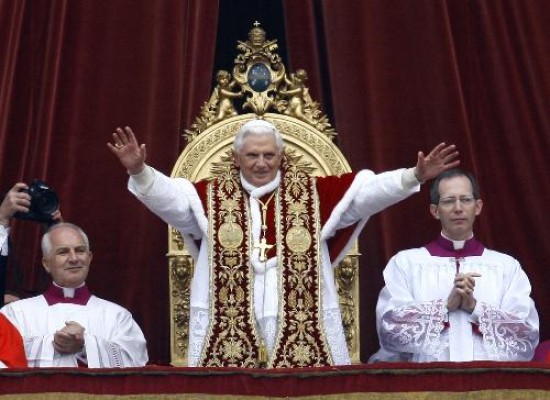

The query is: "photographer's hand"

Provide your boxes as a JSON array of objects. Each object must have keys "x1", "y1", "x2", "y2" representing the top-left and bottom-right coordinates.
[
  {"x1": 107, "y1": 126, "x2": 147, "y2": 175},
  {"x1": 0, "y1": 183, "x2": 31, "y2": 226},
  {"x1": 51, "y1": 210, "x2": 64, "y2": 223}
]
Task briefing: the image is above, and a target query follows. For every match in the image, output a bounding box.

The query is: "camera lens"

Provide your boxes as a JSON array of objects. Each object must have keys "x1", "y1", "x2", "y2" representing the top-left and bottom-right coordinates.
[
  {"x1": 13, "y1": 179, "x2": 59, "y2": 223},
  {"x1": 34, "y1": 190, "x2": 59, "y2": 214}
]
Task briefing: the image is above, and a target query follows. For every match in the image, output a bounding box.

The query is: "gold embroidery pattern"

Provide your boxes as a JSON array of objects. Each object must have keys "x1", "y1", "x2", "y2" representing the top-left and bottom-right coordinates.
[
  {"x1": 271, "y1": 164, "x2": 332, "y2": 367},
  {"x1": 200, "y1": 172, "x2": 261, "y2": 367},
  {"x1": 200, "y1": 161, "x2": 331, "y2": 367}
]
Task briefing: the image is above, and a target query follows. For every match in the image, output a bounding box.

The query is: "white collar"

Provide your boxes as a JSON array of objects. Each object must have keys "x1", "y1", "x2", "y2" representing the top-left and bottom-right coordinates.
[
  {"x1": 53, "y1": 281, "x2": 85, "y2": 298},
  {"x1": 441, "y1": 231, "x2": 474, "y2": 250},
  {"x1": 240, "y1": 171, "x2": 281, "y2": 199}
]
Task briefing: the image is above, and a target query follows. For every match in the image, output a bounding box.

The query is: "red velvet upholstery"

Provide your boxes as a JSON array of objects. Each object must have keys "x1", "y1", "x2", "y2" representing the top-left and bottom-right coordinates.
[{"x1": 533, "y1": 341, "x2": 550, "y2": 363}]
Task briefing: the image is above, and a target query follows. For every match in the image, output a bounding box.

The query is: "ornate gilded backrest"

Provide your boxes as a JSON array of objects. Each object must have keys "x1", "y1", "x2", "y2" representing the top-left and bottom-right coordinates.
[{"x1": 168, "y1": 23, "x2": 360, "y2": 365}]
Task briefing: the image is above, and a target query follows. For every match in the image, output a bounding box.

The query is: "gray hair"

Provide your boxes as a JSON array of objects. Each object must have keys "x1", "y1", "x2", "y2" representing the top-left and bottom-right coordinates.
[
  {"x1": 233, "y1": 120, "x2": 285, "y2": 154},
  {"x1": 41, "y1": 222, "x2": 90, "y2": 257}
]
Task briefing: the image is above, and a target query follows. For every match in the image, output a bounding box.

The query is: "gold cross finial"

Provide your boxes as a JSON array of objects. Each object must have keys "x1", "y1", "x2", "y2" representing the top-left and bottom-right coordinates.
[{"x1": 254, "y1": 21, "x2": 261, "y2": 28}]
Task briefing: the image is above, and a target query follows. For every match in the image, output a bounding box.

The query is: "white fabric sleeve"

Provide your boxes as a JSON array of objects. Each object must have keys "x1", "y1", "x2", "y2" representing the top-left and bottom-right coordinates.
[
  {"x1": 188, "y1": 306, "x2": 209, "y2": 367},
  {"x1": 128, "y1": 166, "x2": 204, "y2": 239},
  {"x1": 402, "y1": 167, "x2": 422, "y2": 189},
  {"x1": 473, "y1": 258, "x2": 539, "y2": 361},
  {"x1": 375, "y1": 290, "x2": 448, "y2": 360},
  {"x1": 2, "y1": 303, "x2": 66, "y2": 367},
  {"x1": 0, "y1": 225, "x2": 9, "y2": 256},
  {"x1": 84, "y1": 312, "x2": 148, "y2": 368},
  {"x1": 75, "y1": 345, "x2": 87, "y2": 365},
  {"x1": 128, "y1": 164, "x2": 155, "y2": 195},
  {"x1": 347, "y1": 168, "x2": 420, "y2": 221},
  {"x1": 371, "y1": 255, "x2": 448, "y2": 361},
  {"x1": 1, "y1": 304, "x2": 50, "y2": 367}
]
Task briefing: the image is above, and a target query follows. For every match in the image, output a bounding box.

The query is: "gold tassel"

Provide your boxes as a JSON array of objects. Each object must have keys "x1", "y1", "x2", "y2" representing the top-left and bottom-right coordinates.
[{"x1": 258, "y1": 343, "x2": 268, "y2": 367}]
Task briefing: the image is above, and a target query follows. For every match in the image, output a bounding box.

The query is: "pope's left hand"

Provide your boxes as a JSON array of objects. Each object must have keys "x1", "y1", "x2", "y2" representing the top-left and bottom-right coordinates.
[{"x1": 414, "y1": 143, "x2": 460, "y2": 183}]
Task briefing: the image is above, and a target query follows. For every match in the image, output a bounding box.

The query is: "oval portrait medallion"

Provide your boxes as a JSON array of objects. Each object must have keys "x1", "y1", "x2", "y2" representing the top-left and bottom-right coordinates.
[
  {"x1": 285, "y1": 226, "x2": 312, "y2": 253},
  {"x1": 218, "y1": 222, "x2": 244, "y2": 249},
  {"x1": 247, "y1": 63, "x2": 271, "y2": 92}
]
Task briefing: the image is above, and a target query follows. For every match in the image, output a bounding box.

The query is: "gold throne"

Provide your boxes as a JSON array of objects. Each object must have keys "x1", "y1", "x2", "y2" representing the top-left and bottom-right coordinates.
[{"x1": 168, "y1": 23, "x2": 360, "y2": 366}]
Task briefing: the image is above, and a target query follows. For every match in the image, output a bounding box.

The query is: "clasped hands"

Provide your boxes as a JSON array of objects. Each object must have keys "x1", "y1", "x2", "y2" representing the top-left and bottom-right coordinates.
[
  {"x1": 53, "y1": 321, "x2": 85, "y2": 354},
  {"x1": 447, "y1": 272, "x2": 481, "y2": 313}
]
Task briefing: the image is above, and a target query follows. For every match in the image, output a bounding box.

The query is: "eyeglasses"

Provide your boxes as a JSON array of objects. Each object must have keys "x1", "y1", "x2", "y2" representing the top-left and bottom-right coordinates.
[{"x1": 438, "y1": 196, "x2": 476, "y2": 208}]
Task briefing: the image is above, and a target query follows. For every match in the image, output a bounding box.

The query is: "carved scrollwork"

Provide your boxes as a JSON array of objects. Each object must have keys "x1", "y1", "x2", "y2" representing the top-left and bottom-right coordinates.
[
  {"x1": 169, "y1": 255, "x2": 194, "y2": 359},
  {"x1": 334, "y1": 254, "x2": 360, "y2": 355},
  {"x1": 183, "y1": 22, "x2": 335, "y2": 142},
  {"x1": 171, "y1": 228, "x2": 184, "y2": 251}
]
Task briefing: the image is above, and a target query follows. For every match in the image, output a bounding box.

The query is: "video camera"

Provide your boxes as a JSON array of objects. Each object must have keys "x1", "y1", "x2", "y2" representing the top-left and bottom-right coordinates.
[{"x1": 14, "y1": 179, "x2": 60, "y2": 225}]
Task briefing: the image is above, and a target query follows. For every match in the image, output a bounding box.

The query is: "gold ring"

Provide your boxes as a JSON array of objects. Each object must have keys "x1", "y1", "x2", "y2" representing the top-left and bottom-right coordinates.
[{"x1": 115, "y1": 143, "x2": 123, "y2": 149}]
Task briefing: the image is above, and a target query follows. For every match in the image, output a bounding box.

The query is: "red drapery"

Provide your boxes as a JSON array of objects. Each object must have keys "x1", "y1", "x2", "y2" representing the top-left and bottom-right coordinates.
[
  {"x1": 0, "y1": 0, "x2": 549, "y2": 365},
  {"x1": 2, "y1": 363, "x2": 550, "y2": 398},
  {"x1": 0, "y1": 0, "x2": 219, "y2": 364},
  {"x1": 284, "y1": 0, "x2": 550, "y2": 361}
]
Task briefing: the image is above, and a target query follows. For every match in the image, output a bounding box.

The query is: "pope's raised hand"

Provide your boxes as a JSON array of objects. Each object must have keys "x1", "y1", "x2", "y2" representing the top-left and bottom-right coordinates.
[
  {"x1": 415, "y1": 143, "x2": 460, "y2": 183},
  {"x1": 107, "y1": 126, "x2": 147, "y2": 175}
]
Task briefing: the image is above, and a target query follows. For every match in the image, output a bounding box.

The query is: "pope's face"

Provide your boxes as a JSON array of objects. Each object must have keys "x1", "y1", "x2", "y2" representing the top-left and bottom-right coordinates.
[
  {"x1": 430, "y1": 176, "x2": 483, "y2": 241},
  {"x1": 42, "y1": 227, "x2": 92, "y2": 288},
  {"x1": 234, "y1": 134, "x2": 283, "y2": 187}
]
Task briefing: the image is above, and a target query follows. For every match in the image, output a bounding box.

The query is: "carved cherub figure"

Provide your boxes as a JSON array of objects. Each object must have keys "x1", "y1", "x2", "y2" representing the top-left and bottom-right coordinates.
[
  {"x1": 209, "y1": 70, "x2": 242, "y2": 122},
  {"x1": 279, "y1": 69, "x2": 312, "y2": 123}
]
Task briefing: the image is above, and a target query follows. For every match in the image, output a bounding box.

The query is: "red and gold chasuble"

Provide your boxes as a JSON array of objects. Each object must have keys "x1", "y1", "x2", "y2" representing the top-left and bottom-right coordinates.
[{"x1": 198, "y1": 164, "x2": 333, "y2": 368}]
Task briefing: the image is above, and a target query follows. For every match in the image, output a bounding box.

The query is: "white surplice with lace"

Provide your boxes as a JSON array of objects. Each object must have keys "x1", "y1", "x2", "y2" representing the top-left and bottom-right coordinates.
[
  {"x1": 369, "y1": 244, "x2": 539, "y2": 363},
  {"x1": 1, "y1": 294, "x2": 148, "y2": 368}
]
